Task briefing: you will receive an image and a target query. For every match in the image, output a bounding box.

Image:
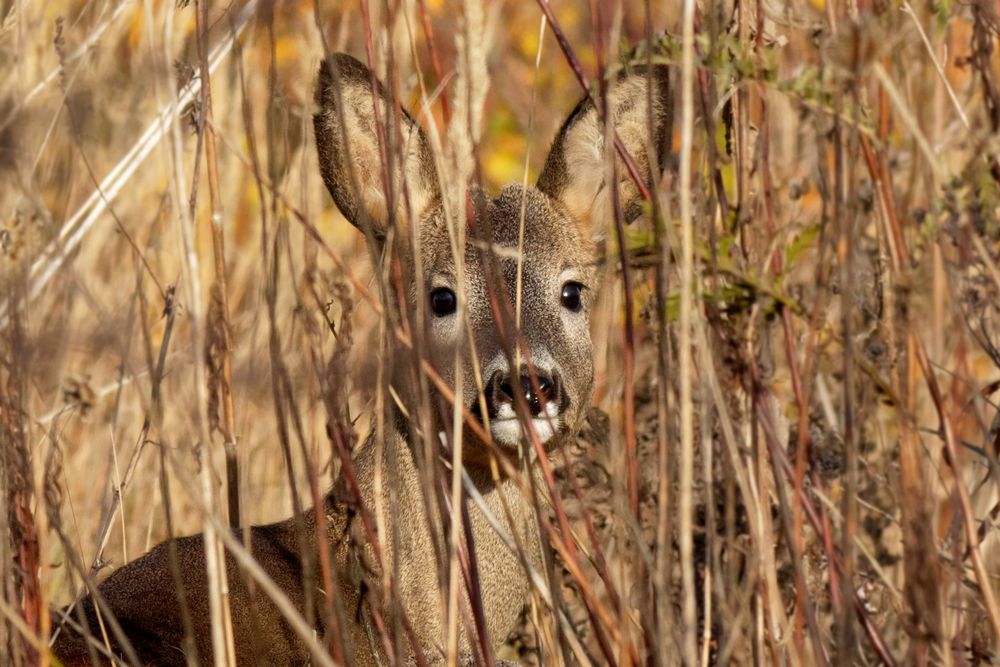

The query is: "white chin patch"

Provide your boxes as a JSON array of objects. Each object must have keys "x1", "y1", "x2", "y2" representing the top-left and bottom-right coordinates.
[{"x1": 489, "y1": 403, "x2": 561, "y2": 447}]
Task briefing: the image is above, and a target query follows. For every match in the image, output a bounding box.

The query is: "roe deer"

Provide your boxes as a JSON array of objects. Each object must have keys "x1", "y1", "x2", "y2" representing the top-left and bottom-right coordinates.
[{"x1": 51, "y1": 52, "x2": 670, "y2": 666}]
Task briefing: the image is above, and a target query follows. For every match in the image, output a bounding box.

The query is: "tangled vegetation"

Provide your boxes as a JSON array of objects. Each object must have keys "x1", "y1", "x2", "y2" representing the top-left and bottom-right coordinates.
[{"x1": 2, "y1": 0, "x2": 1000, "y2": 664}]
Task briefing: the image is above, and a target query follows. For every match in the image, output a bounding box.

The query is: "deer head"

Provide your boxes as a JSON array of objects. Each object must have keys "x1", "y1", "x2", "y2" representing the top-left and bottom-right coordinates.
[{"x1": 314, "y1": 53, "x2": 670, "y2": 460}]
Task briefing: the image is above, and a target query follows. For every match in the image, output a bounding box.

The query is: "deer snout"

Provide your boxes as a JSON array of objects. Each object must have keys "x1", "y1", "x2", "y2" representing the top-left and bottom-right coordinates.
[
  {"x1": 479, "y1": 367, "x2": 568, "y2": 447},
  {"x1": 486, "y1": 372, "x2": 562, "y2": 417}
]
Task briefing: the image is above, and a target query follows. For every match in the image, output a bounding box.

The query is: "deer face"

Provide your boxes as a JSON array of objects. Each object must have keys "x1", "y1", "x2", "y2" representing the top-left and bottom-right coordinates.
[
  {"x1": 414, "y1": 184, "x2": 596, "y2": 450},
  {"x1": 314, "y1": 53, "x2": 670, "y2": 455}
]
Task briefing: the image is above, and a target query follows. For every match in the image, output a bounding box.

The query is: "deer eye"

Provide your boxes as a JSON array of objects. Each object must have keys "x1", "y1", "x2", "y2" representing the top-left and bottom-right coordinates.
[
  {"x1": 430, "y1": 287, "x2": 457, "y2": 316},
  {"x1": 561, "y1": 282, "x2": 583, "y2": 312}
]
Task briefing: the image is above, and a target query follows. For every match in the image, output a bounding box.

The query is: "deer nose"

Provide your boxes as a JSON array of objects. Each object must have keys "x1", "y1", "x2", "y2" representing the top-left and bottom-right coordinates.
[{"x1": 493, "y1": 370, "x2": 560, "y2": 417}]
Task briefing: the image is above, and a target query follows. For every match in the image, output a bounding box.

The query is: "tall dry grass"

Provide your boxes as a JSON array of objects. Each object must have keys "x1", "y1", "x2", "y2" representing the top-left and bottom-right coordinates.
[{"x1": 1, "y1": 0, "x2": 1000, "y2": 665}]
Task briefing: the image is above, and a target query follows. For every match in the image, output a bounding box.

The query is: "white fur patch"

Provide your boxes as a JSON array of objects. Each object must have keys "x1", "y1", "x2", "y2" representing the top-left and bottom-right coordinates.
[{"x1": 489, "y1": 402, "x2": 561, "y2": 447}]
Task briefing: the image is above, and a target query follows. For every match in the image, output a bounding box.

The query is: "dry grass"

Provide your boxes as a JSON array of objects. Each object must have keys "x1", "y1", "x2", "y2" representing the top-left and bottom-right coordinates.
[{"x1": 2, "y1": 0, "x2": 1000, "y2": 664}]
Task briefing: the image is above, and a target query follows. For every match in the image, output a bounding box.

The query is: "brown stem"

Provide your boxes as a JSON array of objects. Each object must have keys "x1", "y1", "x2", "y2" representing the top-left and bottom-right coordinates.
[{"x1": 196, "y1": 0, "x2": 241, "y2": 532}]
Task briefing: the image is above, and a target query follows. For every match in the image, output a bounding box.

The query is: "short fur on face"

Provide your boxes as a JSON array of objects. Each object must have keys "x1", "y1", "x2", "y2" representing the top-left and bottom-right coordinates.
[{"x1": 314, "y1": 53, "x2": 671, "y2": 459}]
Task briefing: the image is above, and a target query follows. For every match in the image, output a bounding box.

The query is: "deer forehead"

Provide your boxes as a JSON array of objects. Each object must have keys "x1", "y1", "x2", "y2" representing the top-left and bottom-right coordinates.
[{"x1": 419, "y1": 184, "x2": 595, "y2": 283}]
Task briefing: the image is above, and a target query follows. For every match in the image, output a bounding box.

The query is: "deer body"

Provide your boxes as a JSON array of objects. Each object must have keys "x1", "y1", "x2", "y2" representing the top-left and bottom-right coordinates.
[{"x1": 52, "y1": 52, "x2": 669, "y2": 666}]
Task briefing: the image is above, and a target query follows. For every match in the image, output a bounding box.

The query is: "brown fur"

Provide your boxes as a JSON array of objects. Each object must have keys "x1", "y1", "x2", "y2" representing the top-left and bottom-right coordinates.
[{"x1": 51, "y1": 53, "x2": 670, "y2": 666}]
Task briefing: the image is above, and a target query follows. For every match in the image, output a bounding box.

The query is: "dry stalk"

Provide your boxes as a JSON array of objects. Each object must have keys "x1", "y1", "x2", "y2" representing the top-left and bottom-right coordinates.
[
  {"x1": 152, "y1": 1, "x2": 232, "y2": 664},
  {"x1": 678, "y1": 1, "x2": 698, "y2": 664},
  {"x1": 646, "y1": 0, "x2": 675, "y2": 661},
  {"x1": 195, "y1": 0, "x2": 241, "y2": 533}
]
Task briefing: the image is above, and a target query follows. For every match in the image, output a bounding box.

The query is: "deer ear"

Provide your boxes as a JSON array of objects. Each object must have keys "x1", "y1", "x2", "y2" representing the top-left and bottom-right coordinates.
[
  {"x1": 314, "y1": 53, "x2": 439, "y2": 242},
  {"x1": 537, "y1": 65, "x2": 671, "y2": 237}
]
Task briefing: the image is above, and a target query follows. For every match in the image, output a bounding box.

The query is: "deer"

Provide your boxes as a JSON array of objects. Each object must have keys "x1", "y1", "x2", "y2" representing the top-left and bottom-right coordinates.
[{"x1": 51, "y1": 52, "x2": 670, "y2": 666}]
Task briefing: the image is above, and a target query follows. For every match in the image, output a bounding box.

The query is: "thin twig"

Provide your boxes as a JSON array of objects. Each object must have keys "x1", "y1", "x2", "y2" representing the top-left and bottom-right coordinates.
[{"x1": 678, "y1": 1, "x2": 698, "y2": 664}]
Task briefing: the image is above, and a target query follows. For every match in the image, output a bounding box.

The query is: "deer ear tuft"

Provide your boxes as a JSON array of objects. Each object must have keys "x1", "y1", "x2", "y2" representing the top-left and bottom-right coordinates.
[
  {"x1": 537, "y1": 65, "x2": 671, "y2": 239},
  {"x1": 314, "y1": 53, "x2": 439, "y2": 242}
]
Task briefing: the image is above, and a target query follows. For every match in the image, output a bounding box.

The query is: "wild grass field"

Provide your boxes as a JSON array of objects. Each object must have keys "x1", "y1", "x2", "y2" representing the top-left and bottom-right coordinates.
[{"x1": 2, "y1": 0, "x2": 1000, "y2": 664}]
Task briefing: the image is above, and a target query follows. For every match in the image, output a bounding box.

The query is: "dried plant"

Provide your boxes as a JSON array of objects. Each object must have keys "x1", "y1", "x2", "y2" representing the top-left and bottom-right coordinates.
[{"x1": 1, "y1": 0, "x2": 999, "y2": 665}]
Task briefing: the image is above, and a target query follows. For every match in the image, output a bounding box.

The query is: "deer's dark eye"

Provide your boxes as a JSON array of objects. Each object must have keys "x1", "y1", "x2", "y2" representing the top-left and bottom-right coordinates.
[
  {"x1": 430, "y1": 287, "x2": 457, "y2": 316},
  {"x1": 561, "y1": 282, "x2": 583, "y2": 312}
]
